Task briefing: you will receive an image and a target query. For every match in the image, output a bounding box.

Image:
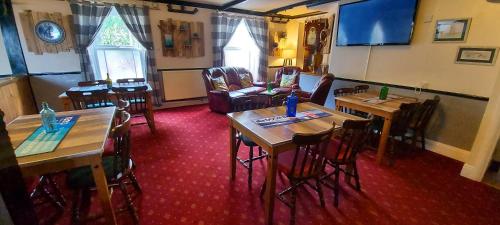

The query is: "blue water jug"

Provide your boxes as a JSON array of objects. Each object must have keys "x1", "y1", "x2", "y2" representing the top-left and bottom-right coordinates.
[
  {"x1": 286, "y1": 90, "x2": 299, "y2": 117},
  {"x1": 40, "y1": 102, "x2": 58, "y2": 133}
]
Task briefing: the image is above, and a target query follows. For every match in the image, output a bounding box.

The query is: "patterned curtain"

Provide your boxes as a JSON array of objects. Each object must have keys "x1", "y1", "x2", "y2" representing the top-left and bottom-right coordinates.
[
  {"x1": 211, "y1": 13, "x2": 241, "y2": 67},
  {"x1": 70, "y1": 2, "x2": 111, "y2": 81},
  {"x1": 114, "y1": 4, "x2": 162, "y2": 105},
  {"x1": 243, "y1": 17, "x2": 268, "y2": 82}
]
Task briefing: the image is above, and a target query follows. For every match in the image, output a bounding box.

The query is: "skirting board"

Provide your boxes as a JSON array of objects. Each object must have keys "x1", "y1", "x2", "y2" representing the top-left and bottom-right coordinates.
[{"x1": 425, "y1": 139, "x2": 470, "y2": 162}]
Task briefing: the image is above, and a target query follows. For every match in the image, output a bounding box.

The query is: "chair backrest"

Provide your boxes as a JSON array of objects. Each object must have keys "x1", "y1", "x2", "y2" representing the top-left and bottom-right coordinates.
[
  {"x1": 232, "y1": 95, "x2": 269, "y2": 112},
  {"x1": 333, "y1": 88, "x2": 354, "y2": 97},
  {"x1": 112, "y1": 86, "x2": 148, "y2": 114},
  {"x1": 392, "y1": 102, "x2": 421, "y2": 135},
  {"x1": 275, "y1": 66, "x2": 301, "y2": 86},
  {"x1": 287, "y1": 126, "x2": 335, "y2": 180},
  {"x1": 270, "y1": 94, "x2": 288, "y2": 107},
  {"x1": 412, "y1": 96, "x2": 440, "y2": 131},
  {"x1": 310, "y1": 73, "x2": 335, "y2": 105},
  {"x1": 354, "y1": 85, "x2": 369, "y2": 93},
  {"x1": 328, "y1": 120, "x2": 371, "y2": 164},
  {"x1": 78, "y1": 80, "x2": 107, "y2": 87},
  {"x1": 66, "y1": 89, "x2": 111, "y2": 110},
  {"x1": 116, "y1": 78, "x2": 146, "y2": 84},
  {"x1": 111, "y1": 111, "x2": 132, "y2": 176}
]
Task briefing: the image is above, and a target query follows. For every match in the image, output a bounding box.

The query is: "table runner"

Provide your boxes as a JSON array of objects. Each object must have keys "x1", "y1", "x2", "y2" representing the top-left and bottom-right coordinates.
[
  {"x1": 15, "y1": 115, "x2": 80, "y2": 157},
  {"x1": 254, "y1": 110, "x2": 331, "y2": 128}
]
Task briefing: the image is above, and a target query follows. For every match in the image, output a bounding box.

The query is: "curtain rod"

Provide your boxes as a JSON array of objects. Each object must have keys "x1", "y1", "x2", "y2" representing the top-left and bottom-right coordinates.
[{"x1": 59, "y1": 0, "x2": 161, "y2": 10}]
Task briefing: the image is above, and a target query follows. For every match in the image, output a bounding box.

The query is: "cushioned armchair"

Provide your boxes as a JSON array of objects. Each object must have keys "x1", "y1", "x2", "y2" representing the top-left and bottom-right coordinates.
[
  {"x1": 269, "y1": 66, "x2": 301, "y2": 93},
  {"x1": 298, "y1": 73, "x2": 335, "y2": 106},
  {"x1": 201, "y1": 67, "x2": 266, "y2": 113}
]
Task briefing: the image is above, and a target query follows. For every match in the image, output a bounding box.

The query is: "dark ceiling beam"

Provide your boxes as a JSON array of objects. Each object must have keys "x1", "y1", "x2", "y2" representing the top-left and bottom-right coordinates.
[
  {"x1": 289, "y1": 11, "x2": 328, "y2": 19},
  {"x1": 147, "y1": 0, "x2": 265, "y2": 16},
  {"x1": 265, "y1": 0, "x2": 339, "y2": 14},
  {"x1": 221, "y1": 0, "x2": 248, "y2": 10}
]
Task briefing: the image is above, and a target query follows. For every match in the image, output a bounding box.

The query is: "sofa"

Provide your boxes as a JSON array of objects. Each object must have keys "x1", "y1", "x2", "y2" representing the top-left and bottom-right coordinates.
[
  {"x1": 268, "y1": 66, "x2": 302, "y2": 93},
  {"x1": 298, "y1": 73, "x2": 335, "y2": 106},
  {"x1": 202, "y1": 67, "x2": 266, "y2": 113}
]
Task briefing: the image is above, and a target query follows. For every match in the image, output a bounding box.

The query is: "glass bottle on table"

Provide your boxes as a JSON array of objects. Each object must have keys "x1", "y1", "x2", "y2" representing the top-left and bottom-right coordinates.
[
  {"x1": 105, "y1": 72, "x2": 112, "y2": 89},
  {"x1": 40, "y1": 102, "x2": 58, "y2": 133},
  {"x1": 286, "y1": 90, "x2": 299, "y2": 117},
  {"x1": 379, "y1": 86, "x2": 389, "y2": 100}
]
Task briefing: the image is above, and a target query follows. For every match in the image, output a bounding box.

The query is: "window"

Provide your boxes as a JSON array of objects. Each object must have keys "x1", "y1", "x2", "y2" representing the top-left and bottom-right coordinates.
[
  {"x1": 223, "y1": 20, "x2": 260, "y2": 80},
  {"x1": 88, "y1": 7, "x2": 146, "y2": 82}
]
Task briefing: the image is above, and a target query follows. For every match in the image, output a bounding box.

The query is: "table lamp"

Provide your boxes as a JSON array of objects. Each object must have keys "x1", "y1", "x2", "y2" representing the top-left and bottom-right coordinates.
[{"x1": 282, "y1": 49, "x2": 296, "y2": 66}]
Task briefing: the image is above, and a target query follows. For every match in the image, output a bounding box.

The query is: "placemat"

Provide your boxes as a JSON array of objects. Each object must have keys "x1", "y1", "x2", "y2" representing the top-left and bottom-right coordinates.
[
  {"x1": 254, "y1": 110, "x2": 331, "y2": 128},
  {"x1": 15, "y1": 115, "x2": 80, "y2": 157}
]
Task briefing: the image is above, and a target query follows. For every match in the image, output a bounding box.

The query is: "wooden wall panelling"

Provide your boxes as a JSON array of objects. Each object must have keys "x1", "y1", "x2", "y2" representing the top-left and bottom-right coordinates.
[
  {"x1": 19, "y1": 11, "x2": 41, "y2": 54},
  {"x1": 159, "y1": 19, "x2": 204, "y2": 58},
  {"x1": 0, "y1": 77, "x2": 37, "y2": 124}
]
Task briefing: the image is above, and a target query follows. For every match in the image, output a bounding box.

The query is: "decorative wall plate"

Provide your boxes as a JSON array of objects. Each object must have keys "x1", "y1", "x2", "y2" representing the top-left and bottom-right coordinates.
[{"x1": 35, "y1": 20, "x2": 65, "y2": 44}]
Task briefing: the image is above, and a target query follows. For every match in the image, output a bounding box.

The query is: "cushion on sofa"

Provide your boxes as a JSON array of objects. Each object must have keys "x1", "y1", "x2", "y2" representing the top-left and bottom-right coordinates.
[
  {"x1": 239, "y1": 73, "x2": 253, "y2": 88},
  {"x1": 280, "y1": 74, "x2": 296, "y2": 88},
  {"x1": 211, "y1": 76, "x2": 228, "y2": 91}
]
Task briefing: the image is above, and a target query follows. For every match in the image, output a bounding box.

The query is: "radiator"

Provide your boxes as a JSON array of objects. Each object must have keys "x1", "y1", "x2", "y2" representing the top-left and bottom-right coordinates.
[{"x1": 162, "y1": 70, "x2": 207, "y2": 101}]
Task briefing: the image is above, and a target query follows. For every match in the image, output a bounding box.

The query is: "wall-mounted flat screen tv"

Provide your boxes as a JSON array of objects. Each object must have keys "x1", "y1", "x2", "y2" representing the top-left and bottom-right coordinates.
[{"x1": 336, "y1": 0, "x2": 419, "y2": 46}]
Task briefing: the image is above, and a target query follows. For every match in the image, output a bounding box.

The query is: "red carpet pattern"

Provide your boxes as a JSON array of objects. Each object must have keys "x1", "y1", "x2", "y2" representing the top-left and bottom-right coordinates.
[{"x1": 50, "y1": 104, "x2": 500, "y2": 225}]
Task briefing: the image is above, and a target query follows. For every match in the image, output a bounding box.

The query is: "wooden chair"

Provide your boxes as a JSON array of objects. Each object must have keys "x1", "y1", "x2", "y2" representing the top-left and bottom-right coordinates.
[
  {"x1": 112, "y1": 86, "x2": 154, "y2": 133},
  {"x1": 260, "y1": 126, "x2": 335, "y2": 225},
  {"x1": 270, "y1": 94, "x2": 288, "y2": 107},
  {"x1": 66, "y1": 89, "x2": 113, "y2": 110},
  {"x1": 68, "y1": 111, "x2": 141, "y2": 225},
  {"x1": 116, "y1": 78, "x2": 146, "y2": 85},
  {"x1": 322, "y1": 119, "x2": 371, "y2": 207},
  {"x1": 232, "y1": 95, "x2": 269, "y2": 187},
  {"x1": 77, "y1": 80, "x2": 107, "y2": 87},
  {"x1": 354, "y1": 85, "x2": 369, "y2": 93},
  {"x1": 387, "y1": 102, "x2": 421, "y2": 164},
  {"x1": 408, "y1": 96, "x2": 440, "y2": 150},
  {"x1": 334, "y1": 88, "x2": 354, "y2": 113}
]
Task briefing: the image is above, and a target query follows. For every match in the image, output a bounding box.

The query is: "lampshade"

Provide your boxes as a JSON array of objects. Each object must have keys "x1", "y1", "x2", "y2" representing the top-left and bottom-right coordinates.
[{"x1": 282, "y1": 49, "x2": 296, "y2": 59}]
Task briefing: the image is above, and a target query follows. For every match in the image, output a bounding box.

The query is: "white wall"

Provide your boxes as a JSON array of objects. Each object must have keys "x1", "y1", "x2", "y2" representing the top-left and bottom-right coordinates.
[
  {"x1": 329, "y1": 0, "x2": 500, "y2": 98},
  {"x1": 0, "y1": 28, "x2": 12, "y2": 75}
]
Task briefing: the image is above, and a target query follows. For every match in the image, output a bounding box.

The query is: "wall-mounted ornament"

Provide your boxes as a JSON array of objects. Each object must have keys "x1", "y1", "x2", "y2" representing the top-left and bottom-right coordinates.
[
  {"x1": 455, "y1": 47, "x2": 498, "y2": 66},
  {"x1": 434, "y1": 18, "x2": 471, "y2": 42},
  {"x1": 167, "y1": 4, "x2": 198, "y2": 15},
  {"x1": 18, "y1": 10, "x2": 75, "y2": 54},
  {"x1": 158, "y1": 19, "x2": 204, "y2": 57},
  {"x1": 302, "y1": 15, "x2": 334, "y2": 73}
]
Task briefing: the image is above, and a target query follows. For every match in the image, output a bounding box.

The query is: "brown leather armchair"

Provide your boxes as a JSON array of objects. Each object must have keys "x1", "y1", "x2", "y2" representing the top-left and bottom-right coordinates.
[
  {"x1": 269, "y1": 66, "x2": 301, "y2": 93},
  {"x1": 298, "y1": 73, "x2": 335, "y2": 106},
  {"x1": 201, "y1": 67, "x2": 266, "y2": 113}
]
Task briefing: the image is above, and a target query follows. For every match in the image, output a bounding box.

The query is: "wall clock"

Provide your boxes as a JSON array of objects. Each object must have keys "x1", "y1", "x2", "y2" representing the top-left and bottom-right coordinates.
[{"x1": 35, "y1": 20, "x2": 65, "y2": 44}]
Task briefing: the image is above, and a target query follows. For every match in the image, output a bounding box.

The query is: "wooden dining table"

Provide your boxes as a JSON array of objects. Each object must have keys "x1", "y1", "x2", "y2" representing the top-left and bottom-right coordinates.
[
  {"x1": 227, "y1": 102, "x2": 363, "y2": 225},
  {"x1": 7, "y1": 107, "x2": 118, "y2": 225},
  {"x1": 58, "y1": 83, "x2": 155, "y2": 132},
  {"x1": 335, "y1": 92, "x2": 417, "y2": 164}
]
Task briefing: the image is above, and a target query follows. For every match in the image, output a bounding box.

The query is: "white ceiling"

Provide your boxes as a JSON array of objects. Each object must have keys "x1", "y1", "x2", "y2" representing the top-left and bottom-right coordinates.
[{"x1": 180, "y1": 0, "x2": 321, "y2": 16}]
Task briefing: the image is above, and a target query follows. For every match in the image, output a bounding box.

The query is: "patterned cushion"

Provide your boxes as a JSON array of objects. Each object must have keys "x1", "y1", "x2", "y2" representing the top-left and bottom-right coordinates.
[
  {"x1": 228, "y1": 84, "x2": 241, "y2": 91},
  {"x1": 280, "y1": 74, "x2": 296, "y2": 88},
  {"x1": 211, "y1": 76, "x2": 228, "y2": 91},
  {"x1": 239, "y1": 73, "x2": 253, "y2": 88}
]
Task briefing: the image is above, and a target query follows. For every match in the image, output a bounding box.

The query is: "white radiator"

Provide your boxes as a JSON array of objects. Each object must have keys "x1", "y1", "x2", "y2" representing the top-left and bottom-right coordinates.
[{"x1": 162, "y1": 70, "x2": 207, "y2": 101}]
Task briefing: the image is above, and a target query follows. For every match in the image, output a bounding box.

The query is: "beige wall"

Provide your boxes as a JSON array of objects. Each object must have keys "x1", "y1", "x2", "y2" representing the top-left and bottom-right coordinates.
[
  {"x1": 0, "y1": 27, "x2": 13, "y2": 75},
  {"x1": 330, "y1": 0, "x2": 500, "y2": 98}
]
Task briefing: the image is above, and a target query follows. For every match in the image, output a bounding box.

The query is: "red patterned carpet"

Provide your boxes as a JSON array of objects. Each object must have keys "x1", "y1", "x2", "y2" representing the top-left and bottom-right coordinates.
[{"x1": 49, "y1": 104, "x2": 500, "y2": 225}]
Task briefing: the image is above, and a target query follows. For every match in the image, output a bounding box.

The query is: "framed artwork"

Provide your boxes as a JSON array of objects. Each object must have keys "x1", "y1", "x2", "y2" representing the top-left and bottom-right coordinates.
[
  {"x1": 455, "y1": 47, "x2": 499, "y2": 65},
  {"x1": 35, "y1": 20, "x2": 65, "y2": 44},
  {"x1": 434, "y1": 18, "x2": 471, "y2": 42}
]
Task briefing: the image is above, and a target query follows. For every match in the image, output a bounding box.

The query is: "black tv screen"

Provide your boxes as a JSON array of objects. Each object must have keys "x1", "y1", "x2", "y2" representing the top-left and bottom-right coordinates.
[{"x1": 336, "y1": 0, "x2": 419, "y2": 46}]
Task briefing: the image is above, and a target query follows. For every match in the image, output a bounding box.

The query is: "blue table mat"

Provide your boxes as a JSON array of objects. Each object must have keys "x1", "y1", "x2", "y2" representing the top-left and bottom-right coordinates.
[
  {"x1": 15, "y1": 115, "x2": 80, "y2": 157},
  {"x1": 254, "y1": 110, "x2": 331, "y2": 128}
]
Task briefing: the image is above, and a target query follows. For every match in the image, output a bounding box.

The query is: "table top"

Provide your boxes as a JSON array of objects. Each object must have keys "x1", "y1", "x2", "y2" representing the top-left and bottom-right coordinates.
[
  {"x1": 7, "y1": 107, "x2": 116, "y2": 168},
  {"x1": 58, "y1": 83, "x2": 153, "y2": 99},
  {"x1": 335, "y1": 92, "x2": 417, "y2": 114},
  {"x1": 227, "y1": 102, "x2": 364, "y2": 150}
]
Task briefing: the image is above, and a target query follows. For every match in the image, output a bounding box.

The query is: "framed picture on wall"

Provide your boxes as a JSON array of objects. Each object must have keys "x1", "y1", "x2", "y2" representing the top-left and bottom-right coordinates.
[
  {"x1": 433, "y1": 18, "x2": 471, "y2": 42},
  {"x1": 455, "y1": 47, "x2": 499, "y2": 65}
]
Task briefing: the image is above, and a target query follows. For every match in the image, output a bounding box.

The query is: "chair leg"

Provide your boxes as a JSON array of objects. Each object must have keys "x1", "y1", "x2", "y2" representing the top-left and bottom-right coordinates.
[
  {"x1": 258, "y1": 146, "x2": 263, "y2": 156},
  {"x1": 46, "y1": 175, "x2": 66, "y2": 206},
  {"x1": 71, "y1": 190, "x2": 81, "y2": 225},
  {"x1": 334, "y1": 166, "x2": 340, "y2": 208},
  {"x1": 119, "y1": 180, "x2": 140, "y2": 224},
  {"x1": 290, "y1": 185, "x2": 298, "y2": 225},
  {"x1": 128, "y1": 171, "x2": 142, "y2": 193},
  {"x1": 248, "y1": 146, "x2": 254, "y2": 188},
  {"x1": 260, "y1": 178, "x2": 267, "y2": 199},
  {"x1": 353, "y1": 161, "x2": 361, "y2": 191},
  {"x1": 316, "y1": 178, "x2": 325, "y2": 208},
  {"x1": 421, "y1": 131, "x2": 426, "y2": 151}
]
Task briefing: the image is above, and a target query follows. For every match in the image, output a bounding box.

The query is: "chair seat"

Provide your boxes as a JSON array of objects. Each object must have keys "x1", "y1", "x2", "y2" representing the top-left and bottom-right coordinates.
[
  {"x1": 67, "y1": 156, "x2": 121, "y2": 189},
  {"x1": 278, "y1": 151, "x2": 315, "y2": 177},
  {"x1": 229, "y1": 91, "x2": 246, "y2": 98},
  {"x1": 236, "y1": 86, "x2": 266, "y2": 95},
  {"x1": 239, "y1": 135, "x2": 258, "y2": 147},
  {"x1": 86, "y1": 102, "x2": 114, "y2": 108}
]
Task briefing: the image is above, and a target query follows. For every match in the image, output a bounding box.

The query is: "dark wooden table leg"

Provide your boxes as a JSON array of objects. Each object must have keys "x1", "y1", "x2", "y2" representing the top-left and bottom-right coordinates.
[
  {"x1": 229, "y1": 124, "x2": 237, "y2": 181},
  {"x1": 265, "y1": 150, "x2": 278, "y2": 225}
]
